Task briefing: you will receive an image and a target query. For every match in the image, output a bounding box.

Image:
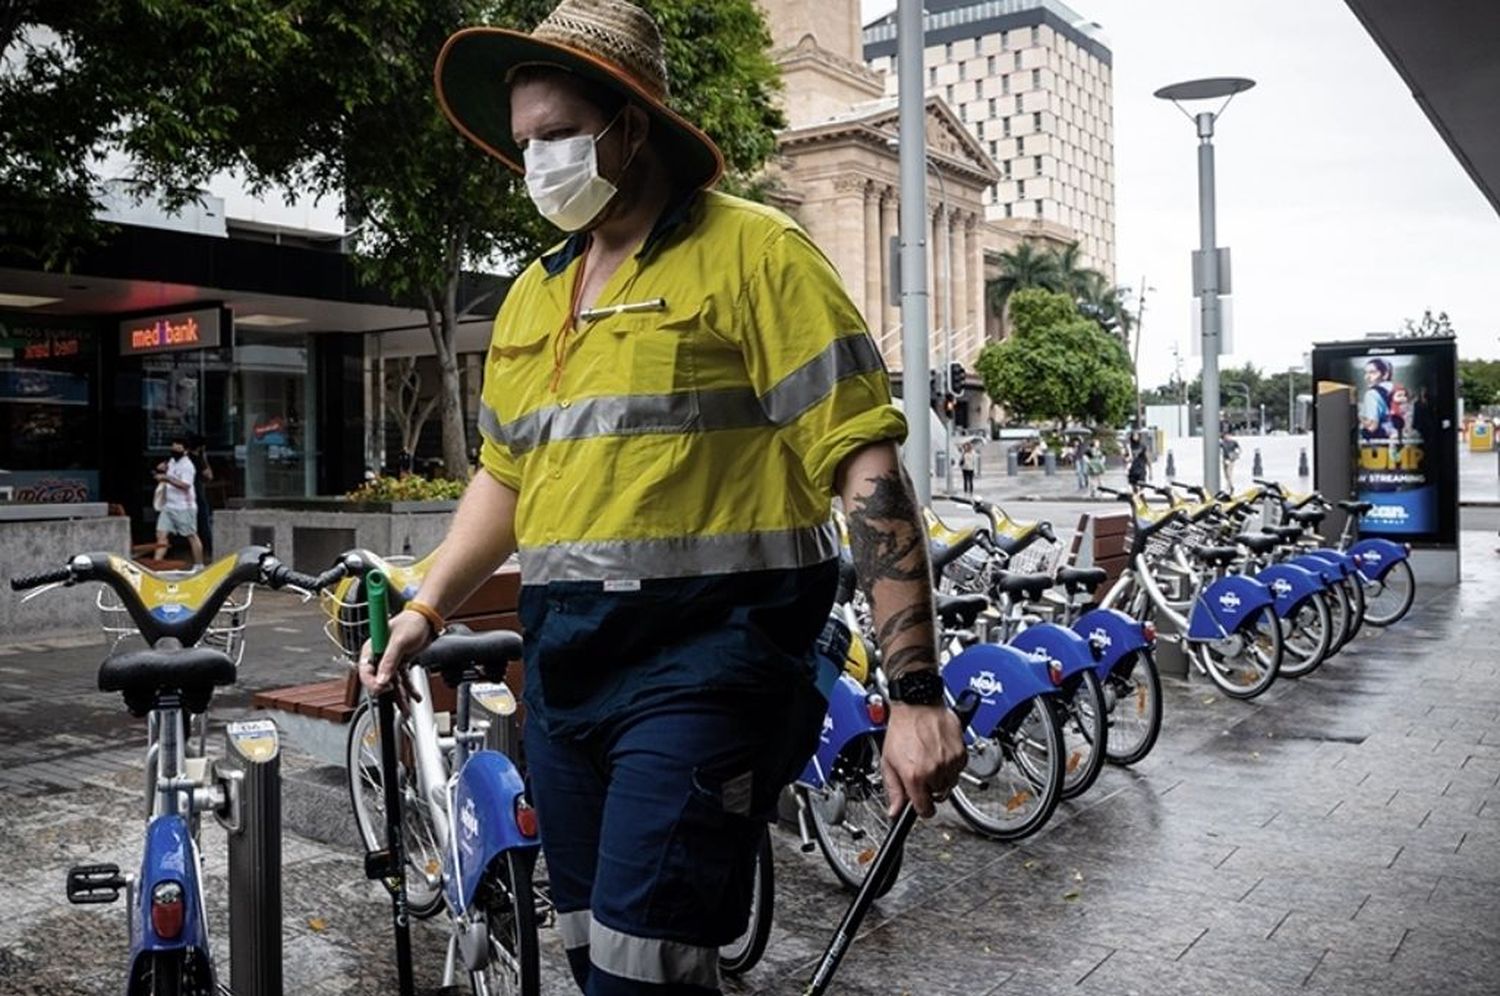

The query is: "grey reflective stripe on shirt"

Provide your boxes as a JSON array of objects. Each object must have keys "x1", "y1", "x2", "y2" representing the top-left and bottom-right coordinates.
[
  {"x1": 555, "y1": 909, "x2": 591, "y2": 950},
  {"x1": 519, "y1": 521, "x2": 840, "y2": 585},
  {"x1": 478, "y1": 401, "x2": 504, "y2": 445},
  {"x1": 490, "y1": 387, "x2": 769, "y2": 456},
  {"x1": 759, "y1": 334, "x2": 885, "y2": 425},
  {"x1": 589, "y1": 919, "x2": 719, "y2": 990}
]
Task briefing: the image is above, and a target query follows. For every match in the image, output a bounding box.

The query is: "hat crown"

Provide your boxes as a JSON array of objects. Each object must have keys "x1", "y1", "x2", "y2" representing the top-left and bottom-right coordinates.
[{"x1": 532, "y1": 0, "x2": 669, "y2": 99}]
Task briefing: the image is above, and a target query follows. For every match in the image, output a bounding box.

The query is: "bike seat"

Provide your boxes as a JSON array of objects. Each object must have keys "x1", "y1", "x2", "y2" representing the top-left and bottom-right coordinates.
[
  {"x1": 1288, "y1": 508, "x2": 1326, "y2": 527},
  {"x1": 936, "y1": 593, "x2": 989, "y2": 627},
  {"x1": 1190, "y1": 545, "x2": 1241, "y2": 568},
  {"x1": 1056, "y1": 566, "x2": 1107, "y2": 593},
  {"x1": 1263, "y1": 524, "x2": 1304, "y2": 542},
  {"x1": 98, "y1": 646, "x2": 236, "y2": 716},
  {"x1": 993, "y1": 571, "x2": 1054, "y2": 601},
  {"x1": 1234, "y1": 532, "x2": 1280, "y2": 555},
  {"x1": 412, "y1": 625, "x2": 525, "y2": 689},
  {"x1": 1337, "y1": 500, "x2": 1373, "y2": 515}
]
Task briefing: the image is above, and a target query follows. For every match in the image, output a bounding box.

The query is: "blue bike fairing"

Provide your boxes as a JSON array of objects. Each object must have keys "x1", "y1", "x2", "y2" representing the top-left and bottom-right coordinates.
[
  {"x1": 940, "y1": 643, "x2": 1058, "y2": 740},
  {"x1": 1288, "y1": 553, "x2": 1343, "y2": 586},
  {"x1": 1256, "y1": 562, "x2": 1325, "y2": 619},
  {"x1": 1187, "y1": 575, "x2": 1275, "y2": 640},
  {"x1": 1007, "y1": 623, "x2": 1095, "y2": 684},
  {"x1": 1299, "y1": 548, "x2": 1357, "y2": 578},
  {"x1": 798, "y1": 672, "x2": 884, "y2": 790},
  {"x1": 1349, "y1": 538, "x2": 1407, "y2": 581},
  {"x1": 1071, "y1": 608, "x2": 1151, "y2": 683},
  {"x1": 130, "y1": 814, "x2": 211, "y2": 965},
  {"x1": 445, "y1": 750, "x2": 540, "y2": 914}
]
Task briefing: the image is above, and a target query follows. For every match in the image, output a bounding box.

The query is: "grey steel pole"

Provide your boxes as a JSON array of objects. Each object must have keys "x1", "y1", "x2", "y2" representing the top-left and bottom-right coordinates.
[
  {"x1": 1287, "y1": 370, "x2": 1294, "y2": 433},
  {"x1": 936, "y1": 164, "x2": 954, "y2": 496},
  {"x1": 1196, "y1": 111, "x2": 1221, "y2": 493},
  {"x1": 897, "y1": 0, "x2": 931, "y2": 504}
]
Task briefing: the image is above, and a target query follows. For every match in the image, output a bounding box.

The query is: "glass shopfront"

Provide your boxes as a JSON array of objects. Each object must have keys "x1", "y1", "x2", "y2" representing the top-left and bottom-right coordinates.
[{"x1": 0, "y1": 314, "x2": 102, "y2": 502}]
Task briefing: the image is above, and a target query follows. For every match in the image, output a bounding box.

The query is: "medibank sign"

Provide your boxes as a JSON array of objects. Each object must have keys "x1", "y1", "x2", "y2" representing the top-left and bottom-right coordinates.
[{"x1": 119, "y1": 307, "x2": 223, "y2": 356}]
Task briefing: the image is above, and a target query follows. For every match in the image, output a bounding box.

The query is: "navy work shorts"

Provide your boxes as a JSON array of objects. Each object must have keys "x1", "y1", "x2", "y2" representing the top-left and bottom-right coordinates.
[{"x1": 524, "y1": 682, "x2": 824, "y2": 995}]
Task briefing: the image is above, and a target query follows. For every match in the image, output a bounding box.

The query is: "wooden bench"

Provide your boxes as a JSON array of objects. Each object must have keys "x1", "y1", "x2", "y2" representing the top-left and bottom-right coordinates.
[
  {"x1": 252, "y1": 563, "x2": 524, "y2": 725},
  {"x1": 1064, "y1": 510, "x2": 1134, "y2": 591}
]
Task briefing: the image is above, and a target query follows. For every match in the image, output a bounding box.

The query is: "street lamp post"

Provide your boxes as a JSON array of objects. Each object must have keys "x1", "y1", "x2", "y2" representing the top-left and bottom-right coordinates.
[
  {"x1": 1155, "y1": 77, "x2": 1255, "y2": 493},
  {"x1": 1287, "y1": 366, "x2": 1297, "y2": 433},
  {"x1": 896, "y1": 0, "x2": 931, "y2": 504},
  {"x1": 1132, "y1": 279, "x2": 1156, "y2": 428}
]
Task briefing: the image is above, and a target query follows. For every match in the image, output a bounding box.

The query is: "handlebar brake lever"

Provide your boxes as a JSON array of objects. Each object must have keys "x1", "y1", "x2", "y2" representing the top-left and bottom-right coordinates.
[{"x1": 18, "y1": 581, "x2": 69, "y2": 603}]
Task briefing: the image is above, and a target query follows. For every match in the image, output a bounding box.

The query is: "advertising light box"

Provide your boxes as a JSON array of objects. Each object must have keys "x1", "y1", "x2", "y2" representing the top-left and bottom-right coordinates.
[{"x1": 119, "y1": 307, "x2": 223, "y2": 356}]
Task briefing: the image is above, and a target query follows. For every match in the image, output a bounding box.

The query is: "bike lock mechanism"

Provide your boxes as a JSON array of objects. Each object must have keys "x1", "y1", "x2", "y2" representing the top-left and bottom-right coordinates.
[{"x1": 214, "y1": 717, "x2": 284, "y2": 996}]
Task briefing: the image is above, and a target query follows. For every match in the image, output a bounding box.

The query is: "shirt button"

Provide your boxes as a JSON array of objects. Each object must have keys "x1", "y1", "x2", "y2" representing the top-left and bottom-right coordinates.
[
  {"x1": 559, "y1": 399, "x2": 571, "y2": 409},
  {"x1": 551, "y1": 468, "x2": 562, "y2": 480}
]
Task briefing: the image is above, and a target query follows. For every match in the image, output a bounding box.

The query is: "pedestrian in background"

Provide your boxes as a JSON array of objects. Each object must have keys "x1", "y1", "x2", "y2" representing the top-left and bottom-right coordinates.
[
  {"x1": 1127, "y1": 430, "x2": 1148, "y2": 491},
  {"x1": 1086, "y1": 440, "x2": 1106, "y2": 496},
  {"x1": 1072, "y1": 435, "x2": 1088, "y2": 492},
  {"x1": 960, "y1": 441, "x2": 977, "y2": 494},
  {"x1": 188, "y1": 434, "x2": 214, "y2": 560},
  {"x1": 152, "y1": 435, "x2": 203, "y2": 568},
  {"x1": 1220, "y1": 427, "x2": 1242, "y2": 492}
]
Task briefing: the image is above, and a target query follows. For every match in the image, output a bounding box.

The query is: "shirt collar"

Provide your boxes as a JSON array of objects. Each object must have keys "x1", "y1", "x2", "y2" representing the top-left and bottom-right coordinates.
[{"x1": 539, "y1": 188, "x2": 701, "y2": 279}]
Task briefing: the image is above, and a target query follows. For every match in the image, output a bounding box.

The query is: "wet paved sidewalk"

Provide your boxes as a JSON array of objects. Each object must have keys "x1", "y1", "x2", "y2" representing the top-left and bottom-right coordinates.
[{"x1": 1, "y1": 536, "x2": 1497, "y2": 994}]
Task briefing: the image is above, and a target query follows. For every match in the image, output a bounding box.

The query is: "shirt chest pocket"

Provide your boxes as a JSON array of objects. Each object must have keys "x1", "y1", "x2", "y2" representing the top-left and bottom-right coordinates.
[{"x1": 599, "y1": 303, "x2": 706, "y2": 430}]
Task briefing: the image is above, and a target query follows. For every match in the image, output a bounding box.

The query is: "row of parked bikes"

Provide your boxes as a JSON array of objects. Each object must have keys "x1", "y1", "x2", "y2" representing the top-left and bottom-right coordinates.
[{"x1": 9, "y1": 476, "x2": 1417, "y2": 994}]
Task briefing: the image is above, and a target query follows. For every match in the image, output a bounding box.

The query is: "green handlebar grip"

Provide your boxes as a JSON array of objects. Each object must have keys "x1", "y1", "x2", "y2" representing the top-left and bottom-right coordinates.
[{"x1": 366, "y1": 570, "x2": 391, "y2": 658}]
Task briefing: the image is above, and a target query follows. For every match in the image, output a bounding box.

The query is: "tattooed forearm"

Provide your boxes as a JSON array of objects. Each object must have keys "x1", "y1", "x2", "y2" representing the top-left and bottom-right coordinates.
[{"x1": 839, "y1": 446, "x2": 938, "y2": 682}]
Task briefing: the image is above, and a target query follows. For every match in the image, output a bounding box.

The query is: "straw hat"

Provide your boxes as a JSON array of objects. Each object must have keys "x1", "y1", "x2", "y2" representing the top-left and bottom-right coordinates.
[{"x1": 435, "y1": 0, "x2": 725, "y2": 191}]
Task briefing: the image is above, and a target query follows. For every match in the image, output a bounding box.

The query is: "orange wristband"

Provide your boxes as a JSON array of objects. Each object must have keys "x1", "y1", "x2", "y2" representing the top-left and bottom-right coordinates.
[{"x1": 404, "y1": 599, "x2": 446, "y2": 636}]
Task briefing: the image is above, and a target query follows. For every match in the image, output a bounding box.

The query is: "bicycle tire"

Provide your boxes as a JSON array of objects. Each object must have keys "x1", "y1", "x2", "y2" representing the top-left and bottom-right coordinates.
[
  {"x1": 345, "y1": 699, "x2": 445, "y2": 919},
  {"x1": 1324, "y1": 578, "x2": 1353, "y2": 655},
  {"x1": 1278, "y1": 590, "x2": 1333, "y2": 679},
  {"x1": 720, "y1": 825, "x2": 775, "y2": 976},
  {"x1": 950, "y1": 696, "x2": 1064, "y2": 840},
  {"x1": 1103, "y1": 650, "x2": 1162, "y2": 766},
  {"x1": 1193, "y1": 603, "x2": 1282, "y2": 700},
  {"x1": 1058, "y1": 670, "x2": 1107, "y2": 800},
  {"x1": 471, "y1": 847, "x2": 541, "y2": 996},
  {"x1": 1362, "y1": 559, "x2": 1415, "y2": 627},
  {"x1": 1342, "y1": 573, "x2": 1367, "y2": 641},
  {"x1": 804, "y1": 737, "x2": 903, "y2": 896}
]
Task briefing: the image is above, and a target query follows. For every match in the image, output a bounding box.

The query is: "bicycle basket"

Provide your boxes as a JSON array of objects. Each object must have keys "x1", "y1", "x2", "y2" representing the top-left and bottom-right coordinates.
[{"x1": 96, "y1": 583, "x2": 254, "y2": 666}]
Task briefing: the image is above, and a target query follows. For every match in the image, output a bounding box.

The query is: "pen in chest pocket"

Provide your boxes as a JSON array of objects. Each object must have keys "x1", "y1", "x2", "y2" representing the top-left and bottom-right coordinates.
[{"x1": 577, "y1": 297, "x2": 668, "y2": 323}]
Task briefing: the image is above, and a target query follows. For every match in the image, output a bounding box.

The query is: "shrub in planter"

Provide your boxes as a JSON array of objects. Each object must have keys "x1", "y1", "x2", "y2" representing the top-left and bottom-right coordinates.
[{"x1": 345, "y1": 475, "x2": 467, "y2": 502}]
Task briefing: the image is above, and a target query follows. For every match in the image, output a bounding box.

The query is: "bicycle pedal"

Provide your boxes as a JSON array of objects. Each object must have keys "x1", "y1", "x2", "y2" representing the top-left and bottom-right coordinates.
[
  {"x1": 67, "y1": 863, "x2": 126, "y2": 904},
  {"x1": 363, "y1": 848, "x2": 399, "y2": 882}
]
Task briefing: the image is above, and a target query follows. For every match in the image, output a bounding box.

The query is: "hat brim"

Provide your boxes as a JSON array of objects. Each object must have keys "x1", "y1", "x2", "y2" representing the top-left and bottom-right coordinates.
[{"x1": 435, "y1": 27, "x2": 725, "y2": 191}]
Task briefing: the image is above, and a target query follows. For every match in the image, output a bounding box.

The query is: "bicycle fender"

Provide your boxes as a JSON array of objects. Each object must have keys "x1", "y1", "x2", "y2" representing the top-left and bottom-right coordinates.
[
  {"x1": 799, "y1": 673, "x2": 883, "y2": 790},
  {"x1": 1007, "y1": 624, "x2": 1094, "y2": 683},
  {"x1": 1348, "y1": 538, "x2": 1407, "y2": 581},
  {"x1": 131, "y1": 815, "x2": 211, "y2": 960},
  {"x1": 1188, "y1": 576, "x2": 1274, "y2": 639},
  {"x1": 445, "y1": 750, "x2": 539, "y2": 915},
  {"x1": 1300, "y1": 547, "x2": 1356, "y2": 578},
  {"x1": 1256, "y1": 563, "x2": 1324, "y2": 619},
  {"x1": 1071, "y1": 608, "x2": 1151, "y2": 683},
  {"x1": 941, "y1": 643, "x2": 1057, "y2": 739}
]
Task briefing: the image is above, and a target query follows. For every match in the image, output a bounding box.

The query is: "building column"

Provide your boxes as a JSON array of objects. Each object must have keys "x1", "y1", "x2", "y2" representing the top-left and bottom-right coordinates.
[
  {"x1": 880, "y1": 187, "x2": 899, "y2": 362},
  {"x1": 930, "y1": 206, "x2": 943, "y2": 368},
  {"x1": 863, "y1": 181, "x2": 882, "y2": 336},
  {"x1": 949, "y1": 209, "x2": 965, "y2": 362},
  {"x1": 965, "y1": 214, "x2": 982, "y2": 358}
]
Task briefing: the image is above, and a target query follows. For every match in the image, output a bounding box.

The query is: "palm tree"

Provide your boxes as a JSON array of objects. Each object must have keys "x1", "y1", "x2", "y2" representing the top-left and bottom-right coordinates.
[
  {"x1": 986, "y1": 241, "x2": 1062, "y2": 319},
  {"x1": 1076, "y1": 271, "x2": 1133, "y2": 340},
  {"x1": 1052, "y1": 241, "x2": 1093, "y2": 299}
]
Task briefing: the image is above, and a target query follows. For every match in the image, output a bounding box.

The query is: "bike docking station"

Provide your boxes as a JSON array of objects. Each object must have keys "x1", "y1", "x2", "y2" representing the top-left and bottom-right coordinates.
[{"x1": 216, "y1": 717, "x2": 285, "y2": 996}]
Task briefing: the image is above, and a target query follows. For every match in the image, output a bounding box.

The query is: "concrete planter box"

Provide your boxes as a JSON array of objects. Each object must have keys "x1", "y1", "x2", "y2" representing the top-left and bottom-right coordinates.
[
  {"x1": 217, "y1": 498, "x2": 458, "y2": 572},
  {"x1": 1, "y1": 506, "x2": 130, "y2": 640}
]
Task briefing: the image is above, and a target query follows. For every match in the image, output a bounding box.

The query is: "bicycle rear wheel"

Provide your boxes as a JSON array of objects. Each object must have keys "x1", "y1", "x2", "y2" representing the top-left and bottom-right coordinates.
[
  {"x1": 720, "y1": 825, "x2": 774, "y2": 976},
  {"x1": 1278, "y1": 591, "x2": 1333, "y2": 679},
  {"x1": 1058, "y1": 670, "x2": 1107, "y2": 800},
  {"x1": 804, "y1": 735, "x2": 902, "y2": 896},
  {"x1": 950, "y1": 696, "x2": 1064, "y2": 840},
  {"x1": 1193, "y1": 603, "x2": 1282, "y2": 700},
  {"x1": 1342, "y1": 573, "x2": 1367, "y2": 640},
  {"x1": 346, "y1": 699, "x2": 445, "y2": 918},
  {"x1": 1362, "y1": 559, "x2": 1415, "y2": 626},
  {"x1": 471, "y1": 847, "x2": 541, "y2": 996},
  {"x1": 1103, "y1": 650, "x2": 1162, "y2": 766}
]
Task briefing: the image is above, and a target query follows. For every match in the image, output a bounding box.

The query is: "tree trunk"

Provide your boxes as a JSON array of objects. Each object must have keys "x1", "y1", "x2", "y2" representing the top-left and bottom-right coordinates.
[{"x1": 425, "y1": 283, "x2": 470, "y2": 481}]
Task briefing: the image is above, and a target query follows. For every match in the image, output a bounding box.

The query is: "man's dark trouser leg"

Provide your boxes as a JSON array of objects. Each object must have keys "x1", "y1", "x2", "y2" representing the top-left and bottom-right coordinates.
[{"x1": 526, "y1": 686, "x2": 822, "y2": 996}]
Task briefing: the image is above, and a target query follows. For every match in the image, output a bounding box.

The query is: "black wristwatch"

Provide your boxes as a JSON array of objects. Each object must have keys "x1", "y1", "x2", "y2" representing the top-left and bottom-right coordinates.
[{"x1": 887, "y1": 669, "x2": 945, "y2": 706}]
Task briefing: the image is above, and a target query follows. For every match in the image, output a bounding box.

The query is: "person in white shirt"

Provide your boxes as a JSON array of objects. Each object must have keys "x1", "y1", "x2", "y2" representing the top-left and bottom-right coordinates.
[{"x1": 153, "y1": 436, "x2": 203, "y2": 567}]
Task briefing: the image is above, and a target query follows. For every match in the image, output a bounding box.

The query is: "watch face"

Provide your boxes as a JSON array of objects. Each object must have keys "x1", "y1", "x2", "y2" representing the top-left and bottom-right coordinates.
[{"x1": 893, "y1": 670, "x2": 945, "y2": 705}]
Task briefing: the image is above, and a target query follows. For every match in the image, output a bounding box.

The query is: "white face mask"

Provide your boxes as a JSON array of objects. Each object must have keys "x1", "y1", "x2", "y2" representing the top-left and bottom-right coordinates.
[{"x1": 522, "y1": 113, "x2": 626, "y2": 232}]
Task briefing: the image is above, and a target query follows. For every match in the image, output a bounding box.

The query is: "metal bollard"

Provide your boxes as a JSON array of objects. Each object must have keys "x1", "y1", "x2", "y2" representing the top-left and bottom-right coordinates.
[
  {"x1": 1252, "y1": 449, "x2": 1264, "y2": 477},
  {"x1": 1165, "y1": 450, "x2": 1176, "y2": 479},
  {"x1": 1299, "y1": 448, "x2": 1310, "y2": 477},
  {"x1": 217, "y1": 719, "x2": 283, "y2": 996},
  {"x1": 1043, "y1": 450, "x2": 1056, "y2": 476},
  {"x1": 1006, "y1": 449, "x2": 1018, "y2": 476}
]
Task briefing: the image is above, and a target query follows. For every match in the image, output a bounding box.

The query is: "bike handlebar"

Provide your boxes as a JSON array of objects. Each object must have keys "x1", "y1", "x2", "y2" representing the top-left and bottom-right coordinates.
[
  {"x1": 10, "y1": 566, "x2": 74, "y2": 591},
  {"x1": 265, "y1": 562, "x2": 348, "y2": 593},
  {"x1": 1037, "y1": 521, "x2": 1057, "y2": 544}
]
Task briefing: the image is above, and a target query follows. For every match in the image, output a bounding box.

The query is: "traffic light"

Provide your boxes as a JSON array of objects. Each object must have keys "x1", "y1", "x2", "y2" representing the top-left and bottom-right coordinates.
[
  {"x1": 928, "y1": 368, "x2": 940, "y2": 400},
  {"x1": 949, "y1": 362, "x2": 966, "y2": 394},
  {"x1": 943, "y1": 395, "x2": 956, "y2": 418}
]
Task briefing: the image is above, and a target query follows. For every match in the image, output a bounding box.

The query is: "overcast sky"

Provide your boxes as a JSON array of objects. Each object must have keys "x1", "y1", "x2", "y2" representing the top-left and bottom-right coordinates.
[{"x1": 861, "y1": 0, "x2": 1500, "y2": 387}]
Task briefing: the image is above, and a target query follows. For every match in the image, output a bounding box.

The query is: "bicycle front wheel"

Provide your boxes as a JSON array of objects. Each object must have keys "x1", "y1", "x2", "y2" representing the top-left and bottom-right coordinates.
[
  {"x1": 1058, "y1": 670, "x2": 1107, "y2": 800},
  {"x1": 1278, "y1": 591, "x2": 1333, "y2": 679},
  {"x1": 346, "y1": 699, "x2": 445, "y2": 918},
  {"x1": 804, "y1": 735, "x2": 902, "y2": 896},
  {"x1": 1193, "y1": 603, "x2": 1282, "y2": 700},
  {"x1": 471, "y1": 847, "x2": 541, "y2": 996},
  {"x1": 720, "y1": 825, "x2": 774, "y2": 976},
  {"x1": 950, "y1": 696, "x2": 1064, "y2": 841},
  {"x1": 1363, "y1": 559, "x2": 1414, "y2": 626},
  {"x1": 1104, "y1": 650, "x2": 1162, "y2": 766},
  {"x1": 1342, "y1": 574, "x2": 1367, "y2": 641}
]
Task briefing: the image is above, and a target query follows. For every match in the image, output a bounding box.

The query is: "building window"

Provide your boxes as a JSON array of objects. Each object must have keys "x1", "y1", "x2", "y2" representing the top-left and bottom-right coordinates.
[
  {"x1": 1034, "y1": 154, "x2": 1043, "y2": 173},
  {"x1": 975, "y1": 79, "x2": 983, "y2": 99},
  {"x1": 1003, "y1": 118, "x2": 1012, "y2": 137},
  {"x1": 988, "y1": 54, "x2": 996, "y2": 75},
  {"x1": 958, "y1": 60, "x2": 966, "y2": 80},
  {"x1": 946, "y1": 84, "x2": 953, "y2": 104},
  {"x1": 1016, "y1": 135, "x2": 1024, "y2": 153},
  {"x1": 1033, "y1": 111, "x2": 1042, "y2": 130},
  {"x1": 1000, "y1": 30, "x2": 1008, "y2": 51},
  {"x1": 928, "y1": 66, "x2": 937, "y2": 86},
  {"x1": 1032, "y1": 68, "x2": 1041, "y2": 89},
  {"x1": 1001, "y1": 74, "x2": 1010, "y2": 95},
  {"x1": 1015, "y1": 51, "x2": 1023, "y2": 71},
  {"x1": 988, "y1": 97, "x2": 996, "y2": 116},
  {"x1": 989, "y1": 140, "x2": 998, "y2": 157},
  {"x1": 1035, "y1": 199, "x2": 1043, "y2": 218},
  {"x1": 945, "y1": 42, "x2": 953, "y2": 60},
  {"x1": 1004, "y1": 202, "x2": 1012, "y2": 218},
  {"x1": 1017, "y1": 179, "x2": 1025, "y2": 197},
  {"x1": 1031, "y1": 25, "x2": 1040, "y2": 45}
]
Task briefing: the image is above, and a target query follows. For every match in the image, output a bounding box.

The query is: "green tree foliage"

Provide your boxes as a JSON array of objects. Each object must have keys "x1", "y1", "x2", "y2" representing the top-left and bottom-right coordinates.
[
  {"x1": 975, "y1": 288, "x2": 1133, "y2": 427},
  {"x1": 1, "y1": 0, "x2": 784, "y2": 477},
  {"x1": 1459, "y1": 358, "x2": 1500, "y2": 413},
  {"x1": 984, "y1": 241, "x2": 1061, "y2": 318},
  {"x1": 1400, "y1": 309, "x2": 1456, "y2": 338},
  {"x1": 1142, "y1": 363, "x2": 1314, "y2": 431}
]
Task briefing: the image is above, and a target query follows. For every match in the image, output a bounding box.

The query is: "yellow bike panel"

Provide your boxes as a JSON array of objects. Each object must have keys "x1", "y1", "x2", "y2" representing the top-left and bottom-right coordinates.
[{"x1": 108, "y1": 553, "x2": 239, "y2": 611}]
